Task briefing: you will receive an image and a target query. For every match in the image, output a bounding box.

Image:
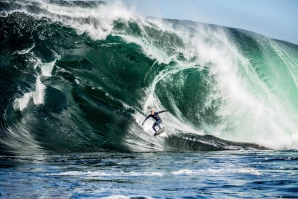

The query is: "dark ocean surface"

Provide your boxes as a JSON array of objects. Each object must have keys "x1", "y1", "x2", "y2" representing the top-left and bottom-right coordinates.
[{"x1": 1, "y1": 151, "x2": 298, "y2": 198}]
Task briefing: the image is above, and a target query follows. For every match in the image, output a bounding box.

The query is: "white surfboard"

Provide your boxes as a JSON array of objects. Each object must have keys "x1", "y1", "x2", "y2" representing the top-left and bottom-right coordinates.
[{"x1": 153, "y1": 127, "x2": 165, "y2": 137}]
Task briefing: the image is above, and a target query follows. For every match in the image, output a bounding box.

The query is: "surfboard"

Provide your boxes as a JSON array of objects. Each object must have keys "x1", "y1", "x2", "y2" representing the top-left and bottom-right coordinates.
[{"x1": 154, "y1": 127, "x2": 165, "y2": 137}]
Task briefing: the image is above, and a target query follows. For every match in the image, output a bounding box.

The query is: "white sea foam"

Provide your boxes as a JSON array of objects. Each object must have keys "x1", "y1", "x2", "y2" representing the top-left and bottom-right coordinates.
[
  {"x1": 32, "y1": 75, "x2": 46, "y2": 104},
  {"x1": 14, "y1": 75, "x2": 45, "y2": 111},
  {"x1": 171, "y1": 169, "x2": 200, "y2": 175},
  {"x1": 49, "y1": 170, "x2": 163, "y2": 177},
  {"x1": 35, "y1": 0, "x2": 134, "y2": 40},
  {"x1": 14, "y1": 92, "x2": 32, "y2": 111},
  {"x1": 15, "y1": 43, "x2": 35, "y2": 55},
  {"x1": 39, "y1": 60, "x2": 55, "y2": 77},
  {"x1": 172, "y1": 168, "x2": 261, "y2": 176},
  {"x1": 48, "y1": 167, "x2": 261, "y2": 178},
  {"x1": 13, "y1": 52, "x2": 56, "y2": 111}
]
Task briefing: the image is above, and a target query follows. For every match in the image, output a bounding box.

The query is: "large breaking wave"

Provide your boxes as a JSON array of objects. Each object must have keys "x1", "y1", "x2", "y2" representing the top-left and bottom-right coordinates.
[{"x1": 1, "y1": 0, "x2": 298, "y2": 154}]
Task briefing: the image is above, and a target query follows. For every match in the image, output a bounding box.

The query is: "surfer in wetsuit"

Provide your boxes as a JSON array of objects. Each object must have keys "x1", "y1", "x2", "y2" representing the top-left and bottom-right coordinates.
[{"x1": 142, "y1": 109, "x2": 168, "y2": 133}]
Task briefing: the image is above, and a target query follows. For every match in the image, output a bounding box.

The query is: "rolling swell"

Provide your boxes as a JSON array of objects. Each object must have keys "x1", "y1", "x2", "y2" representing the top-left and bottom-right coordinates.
[{"x1": 1, "y1": 0, "x2": 298, "y2": 154}]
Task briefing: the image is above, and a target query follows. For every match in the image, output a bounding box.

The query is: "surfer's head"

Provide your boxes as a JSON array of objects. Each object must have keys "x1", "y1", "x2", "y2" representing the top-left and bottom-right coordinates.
[{"x1": 150, "y1": 109, "x2": 154, "y2": 115}]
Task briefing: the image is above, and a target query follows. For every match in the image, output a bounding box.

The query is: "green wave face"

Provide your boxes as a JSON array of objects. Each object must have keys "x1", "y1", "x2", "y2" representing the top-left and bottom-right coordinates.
[{"x1": 1, "y1": 0, "x2": 298, "y2": 154}]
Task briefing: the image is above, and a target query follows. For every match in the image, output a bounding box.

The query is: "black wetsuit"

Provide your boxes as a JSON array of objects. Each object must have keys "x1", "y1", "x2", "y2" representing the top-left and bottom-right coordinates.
[{"x1": 142, "y1": 110, "x2": 167, "y2": 132}]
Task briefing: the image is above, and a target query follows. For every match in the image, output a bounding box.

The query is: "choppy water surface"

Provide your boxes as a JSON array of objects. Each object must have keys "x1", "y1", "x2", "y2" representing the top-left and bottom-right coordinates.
[{"x1": 1, "y1": 151, "x2": 297, "y2": 198}]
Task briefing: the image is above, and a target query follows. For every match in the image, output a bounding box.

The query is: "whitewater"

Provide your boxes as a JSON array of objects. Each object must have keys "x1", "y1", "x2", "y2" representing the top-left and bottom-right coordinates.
[{"x1": 0, "y1": 0, "x2": 298, "y2": 198}]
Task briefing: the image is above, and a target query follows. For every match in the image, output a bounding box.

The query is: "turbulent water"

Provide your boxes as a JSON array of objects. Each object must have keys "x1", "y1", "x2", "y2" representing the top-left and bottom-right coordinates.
[{"x1": 0, "y1": 1, "x2": 298, "y2": 198}]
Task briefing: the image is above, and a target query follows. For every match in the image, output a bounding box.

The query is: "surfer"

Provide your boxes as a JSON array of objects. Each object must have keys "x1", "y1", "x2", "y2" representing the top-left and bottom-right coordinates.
[{"x1": 142, "y1": 109, "x2": 168, "y2": 133}]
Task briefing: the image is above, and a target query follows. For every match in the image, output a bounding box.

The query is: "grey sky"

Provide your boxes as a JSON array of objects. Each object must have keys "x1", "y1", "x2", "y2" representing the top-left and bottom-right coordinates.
[{"x1": 120, "y1": 0, "x2": 298, "y2": 45}]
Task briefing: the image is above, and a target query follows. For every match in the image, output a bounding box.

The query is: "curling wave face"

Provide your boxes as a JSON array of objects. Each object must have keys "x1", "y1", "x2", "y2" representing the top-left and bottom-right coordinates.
[{"x1": 1, "y1": 0, "x2": 298, "y2": 154}]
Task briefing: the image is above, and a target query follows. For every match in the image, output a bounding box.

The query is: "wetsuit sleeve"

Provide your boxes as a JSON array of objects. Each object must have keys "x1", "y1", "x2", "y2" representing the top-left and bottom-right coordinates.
[
  {"x1": 157, "y1": 110, "x2": 168, "y2": 114},
  {"x1": 142, "y1": 115, "x2": 151, "y2": 125}
]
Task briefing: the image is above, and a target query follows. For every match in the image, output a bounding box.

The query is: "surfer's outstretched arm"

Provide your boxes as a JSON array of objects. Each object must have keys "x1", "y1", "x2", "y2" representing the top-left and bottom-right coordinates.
[
  {"x1": 158, "y1": 110, "x2": 168, "y2": 114},
  {"x1": 142, "y1": 115, "x2": 150, "y2": 126}
]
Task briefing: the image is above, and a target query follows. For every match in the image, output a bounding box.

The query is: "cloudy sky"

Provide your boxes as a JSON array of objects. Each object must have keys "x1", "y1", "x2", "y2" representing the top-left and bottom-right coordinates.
[{"x1": 120, "y1": 0, "x2": 298, "y2": 45}]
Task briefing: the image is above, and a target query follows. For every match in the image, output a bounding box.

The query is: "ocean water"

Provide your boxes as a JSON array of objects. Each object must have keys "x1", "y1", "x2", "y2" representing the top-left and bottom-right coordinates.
[
  {"x1": 1, "y1": 0, "x2": 298, "y2": 198},
  {"x1": 1, "y1": 151, "x2": 298, "y2": 198}
]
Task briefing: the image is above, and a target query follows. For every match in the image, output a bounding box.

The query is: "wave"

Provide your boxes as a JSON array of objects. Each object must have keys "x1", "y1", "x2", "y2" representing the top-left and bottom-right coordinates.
[{"x1": 1, "y1": 0, "x2": 298, "y2": 154}]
